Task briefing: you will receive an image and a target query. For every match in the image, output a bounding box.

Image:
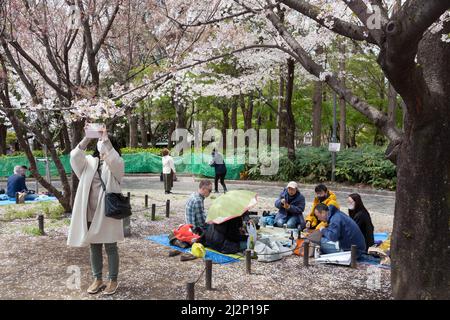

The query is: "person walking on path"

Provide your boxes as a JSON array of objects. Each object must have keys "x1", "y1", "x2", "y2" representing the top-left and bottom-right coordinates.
[{"x1": 209, "y1": 148, "x2": 227, "y2": 193}]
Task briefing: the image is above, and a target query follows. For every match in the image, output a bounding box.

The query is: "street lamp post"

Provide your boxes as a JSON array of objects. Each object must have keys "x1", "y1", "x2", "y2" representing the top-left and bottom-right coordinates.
[{"x1": 331, "y1": 92, "x2": 337, "y2": 182}]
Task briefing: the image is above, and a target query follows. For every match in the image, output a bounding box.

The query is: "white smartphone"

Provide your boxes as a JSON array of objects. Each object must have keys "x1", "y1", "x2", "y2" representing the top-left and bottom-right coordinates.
[{"x1": 85, "y1": 123, "x2": 104, "y2": 138}]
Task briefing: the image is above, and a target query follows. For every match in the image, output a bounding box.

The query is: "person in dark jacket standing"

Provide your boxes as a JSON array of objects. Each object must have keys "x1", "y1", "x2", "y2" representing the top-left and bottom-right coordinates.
[
  {"x1": 273, "y1": 181, "x2": 306, "y2": 229},
  {"x1": 348, "y1": 193, "x2": 375, "y2": 251},
  {"x1": 209, "y1": 149, "x2": 227, "y2": 193},
  {"x1": 315, "y1": 203, "x2": 366, "y2": 257},
  {"x1": 204, "y1": 215, "x2": 248, "y2": 254}
]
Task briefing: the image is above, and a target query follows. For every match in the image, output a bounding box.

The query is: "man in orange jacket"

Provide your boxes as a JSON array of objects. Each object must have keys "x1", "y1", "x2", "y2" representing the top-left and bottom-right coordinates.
[{"x1": 305, "y1": 184, "x2": 340, "y2": 230}]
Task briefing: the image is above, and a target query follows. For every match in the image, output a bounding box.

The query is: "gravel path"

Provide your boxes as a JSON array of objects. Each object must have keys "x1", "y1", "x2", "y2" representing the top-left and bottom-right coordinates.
[{"x1": 0, "y1": 181, "x2": 394, "y2": 300}]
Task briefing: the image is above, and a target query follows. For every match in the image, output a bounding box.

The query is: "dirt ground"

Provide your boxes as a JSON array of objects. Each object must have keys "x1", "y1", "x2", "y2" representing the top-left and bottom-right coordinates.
[{"x1": 0, "y1": 189, "x2": 393, "y2": 300}]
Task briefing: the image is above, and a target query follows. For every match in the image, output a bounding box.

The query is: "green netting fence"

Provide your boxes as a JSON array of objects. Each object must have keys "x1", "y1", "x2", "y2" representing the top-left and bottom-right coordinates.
[{"x1": 0, "y1": 152, "x2": 244, "y2": 180}]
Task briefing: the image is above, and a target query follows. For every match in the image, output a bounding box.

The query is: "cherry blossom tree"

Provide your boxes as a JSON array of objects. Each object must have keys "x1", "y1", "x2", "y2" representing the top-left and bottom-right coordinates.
[{"x1": 150, "y1": 0, "x2": 450, "y2": 299}]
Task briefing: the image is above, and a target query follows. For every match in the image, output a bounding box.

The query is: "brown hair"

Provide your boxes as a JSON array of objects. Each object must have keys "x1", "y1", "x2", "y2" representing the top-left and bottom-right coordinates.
[
  {"x1": 161, "y1": 148, "x2": 170, "y2": 156},
  {"x1": 199, "y1": 180, "x2": 212, "y2": 189}
]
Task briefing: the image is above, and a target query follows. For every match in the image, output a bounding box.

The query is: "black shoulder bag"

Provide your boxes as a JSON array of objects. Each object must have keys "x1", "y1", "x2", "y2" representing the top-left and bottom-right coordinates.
[{"x1": 97, "y1": 167, "x2": 132, "y2": 220}]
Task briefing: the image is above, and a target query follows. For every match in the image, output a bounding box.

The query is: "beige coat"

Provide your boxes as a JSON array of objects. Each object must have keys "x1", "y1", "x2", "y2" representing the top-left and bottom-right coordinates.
[{"x1": 67, "y1": 139, "x2": 125, "y2": 247}]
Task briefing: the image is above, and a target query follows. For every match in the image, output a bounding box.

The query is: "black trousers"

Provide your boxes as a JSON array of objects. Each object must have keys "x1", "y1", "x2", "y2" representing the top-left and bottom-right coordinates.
[
  {"x1": 214, "y1": 173, "x2": 227, "y2": 192},
  {"x1": 163, "y1": 172, "x2": 173, "y2": 192}
]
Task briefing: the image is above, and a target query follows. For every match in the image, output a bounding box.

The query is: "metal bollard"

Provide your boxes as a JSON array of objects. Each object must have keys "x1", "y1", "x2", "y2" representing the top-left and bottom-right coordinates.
[
  {"x1": 145, "y1": 195, "x2": 148, "y2": 208},
  {"x1": 166, "y1": 199, "x2": 170, "y2": 218},
  {"x1": 186, "y1": 282, "x2": 195, "y2": 300},
  {"x1": 123, "y1": 217, "x2": 131, "y2": 237},
  {"x1": 303, "y1": 240, "x2": 310, "y2": 267},
  {"x1": 351, "y1": 245, "x2": 358, "y2": 268},
  {"x1": 245, "y1": 249, "x2": 252, "y2": 274},
  {"x1": 205, "y1": 259, "x2": 213, "y2": 290},
  {"x1": 38, "y1": 214, "x2": 45, "y2": 235},
  {"x1": 151, "y1": 204, "x2": 156, "y2": 221}
]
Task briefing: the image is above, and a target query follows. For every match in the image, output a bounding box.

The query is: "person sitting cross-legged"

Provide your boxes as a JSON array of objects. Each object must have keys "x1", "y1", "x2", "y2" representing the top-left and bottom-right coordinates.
[{"x1": 268, "y1": 181, "x2": 306, "y2": 229}]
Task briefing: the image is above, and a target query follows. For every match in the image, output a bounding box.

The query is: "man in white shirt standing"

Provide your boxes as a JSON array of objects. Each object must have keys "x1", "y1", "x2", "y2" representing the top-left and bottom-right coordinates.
[{"x1": 161, "y1": 148, "x2": 176, "y2": 194}]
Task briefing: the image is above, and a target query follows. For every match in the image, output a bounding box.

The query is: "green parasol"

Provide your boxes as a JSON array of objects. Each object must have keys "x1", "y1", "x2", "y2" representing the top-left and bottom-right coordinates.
[{"x1": 206, "y1": 190, "x2": 258, "y2": 224}]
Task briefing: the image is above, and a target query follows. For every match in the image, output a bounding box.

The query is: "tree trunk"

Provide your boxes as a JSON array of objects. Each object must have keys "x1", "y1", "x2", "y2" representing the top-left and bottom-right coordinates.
[
  {"x1": 284, "y1": 58, "x2": 296, "y2": 160},
  {"x1": 222, "y1": 106, "x2": 230, "y2": 153},
  {"x1": 70, "y1": 120, "x2": 84, "y2": 208},
  {"x1": 61, "y1": 120, "x2": 71, "y2": 155},
  {"x1": 0, "y1": 123, "x2": 7, "y2": 155},
  {"x1": 387, "y1": 83, "x2": 398, "y2": 127},
  {"x1": 312, "y1": 81, "x2": 323, "y2": 147},
  {"x1": 167, "y1": 121, "x2": 176, "y2": 148},
  {"x1": 241, "y1": 93, "x2": 254, "y2": 131},
  {"x1": 139, "y1": 110, "x2": 148, "y2": 148},
  {"x1": 231, "y1": 97, "x2": 238, "y2": 130},
  {"x1": 389, "y1": 22, "x2": 450, "y2": 300},
  {"x1": 173, "y1": 87, "x2": 187, "y2": 130},
  {"x1": 128, "y1": 112, "x2": 138, "y2": 148},
  {"x1": 277, "y1": 67, "x2": 287, "y2": 148}
]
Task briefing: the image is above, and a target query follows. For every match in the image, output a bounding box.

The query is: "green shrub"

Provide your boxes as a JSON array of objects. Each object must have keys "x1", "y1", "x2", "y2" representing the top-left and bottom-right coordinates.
[
  {"x1": 247, "y1": 145, "x2": 396, "y2": 190},
  {"x1": 120, "y1": 147, "x2": 163, "y2": 155}
]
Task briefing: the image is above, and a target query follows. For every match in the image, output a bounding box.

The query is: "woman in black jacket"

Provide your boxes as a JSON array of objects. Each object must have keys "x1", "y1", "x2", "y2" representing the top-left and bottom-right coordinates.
[
  {"x1": 348, "y1": 193, "x2": 375, "y2": 251},
  {"x1": 205, "y1": 215, "x2": 248, "y2": 254}
]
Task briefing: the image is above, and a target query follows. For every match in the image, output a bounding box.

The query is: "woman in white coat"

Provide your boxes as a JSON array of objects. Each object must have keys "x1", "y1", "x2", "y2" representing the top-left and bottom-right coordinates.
[{"x1": 67, "y1": 125, "x2": 125, "y2": 295}]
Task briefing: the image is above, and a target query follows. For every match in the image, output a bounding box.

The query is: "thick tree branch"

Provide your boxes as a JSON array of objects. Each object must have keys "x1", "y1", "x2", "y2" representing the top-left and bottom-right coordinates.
[
  {"x1": 5, "y1": 40, "x2": 71, "y2": 99},
  {"x1": 279, "y1": 0, "x2": 378, "y2": 44},
  {"x1": 265, "y1": 4, "x2": 402, "y2": 145},
  {"x1": 93, "y1": 2, "x2": 121, "y2": 55},
  {"x1": 387, "y1": 0, "x2": 450, "y2": 60}
]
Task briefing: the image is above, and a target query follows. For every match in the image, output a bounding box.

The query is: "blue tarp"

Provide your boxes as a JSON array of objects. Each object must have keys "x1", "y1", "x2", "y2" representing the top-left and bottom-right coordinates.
[{"x1": 146, "y1": 234, "x2": 241, "y2": 264}]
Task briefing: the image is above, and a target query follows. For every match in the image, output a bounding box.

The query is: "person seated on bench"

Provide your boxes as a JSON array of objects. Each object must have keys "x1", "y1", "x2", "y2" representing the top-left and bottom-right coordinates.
[
  {"x1": 314, "y1": 203, "x2": 366, "y2": 257},
  {"x1": 7, "y1": 166, "x2": 38, "y2": 201},
  {"x1": 261, "y1": 181, "x2": 306, "y2": 229},
  {"x1": 204, "y1": 215, "x2": 248, "y2": 254}
]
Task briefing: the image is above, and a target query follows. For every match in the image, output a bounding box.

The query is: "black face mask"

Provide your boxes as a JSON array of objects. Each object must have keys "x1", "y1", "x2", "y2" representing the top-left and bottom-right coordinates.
[{"x1": 318, "y1": 195, "x2": 327, "y2": 202}]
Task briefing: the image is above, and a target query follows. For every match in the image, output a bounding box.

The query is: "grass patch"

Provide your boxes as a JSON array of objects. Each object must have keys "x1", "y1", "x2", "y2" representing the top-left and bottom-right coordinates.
[
  {"x1": 21, "y1": 226, "x2": 43, "y2": 236},
  {"x1": 40, "y1": 202, "x2": 65, "y2": 220},
  {"x1": 3, "y1": 206, "x2": 36, "y2": 221},
  {"x1": 2, "y1": 202, "x2": 65, "y2": 222},
  {"x1": 143, "y1": 212, "x2": 164, "y2": 221}
]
